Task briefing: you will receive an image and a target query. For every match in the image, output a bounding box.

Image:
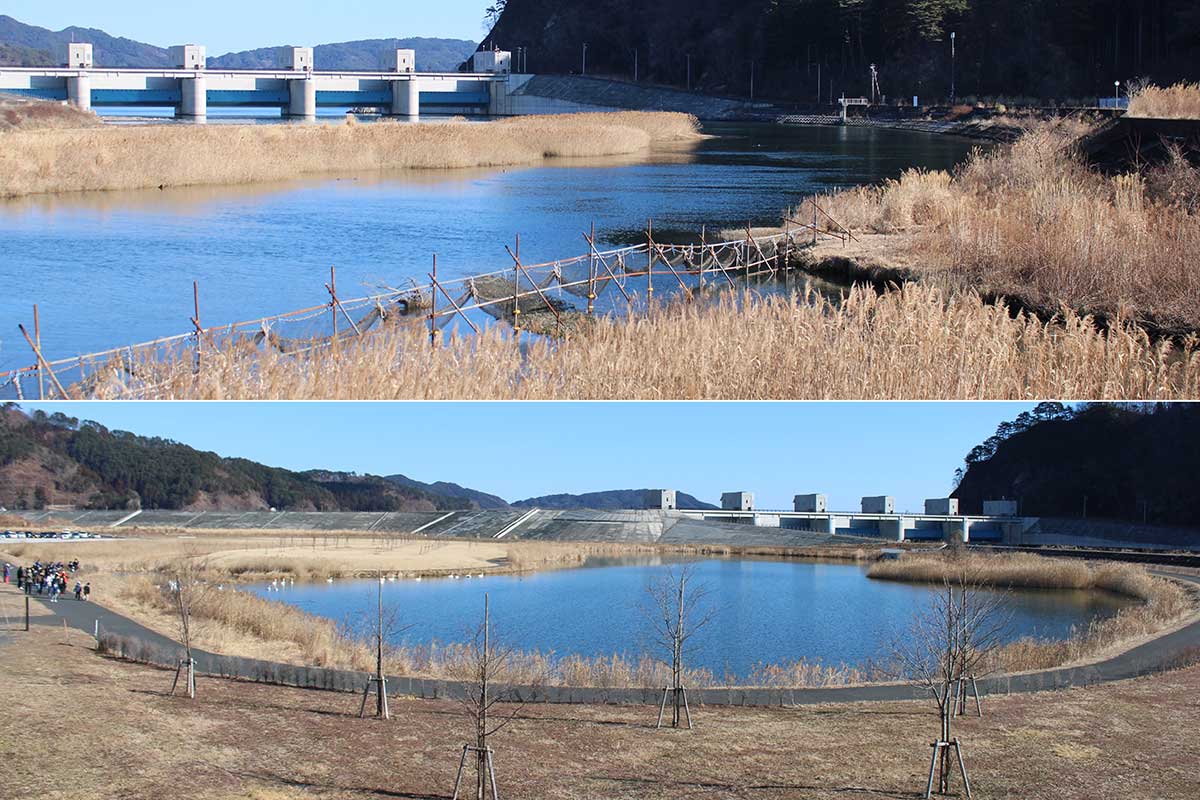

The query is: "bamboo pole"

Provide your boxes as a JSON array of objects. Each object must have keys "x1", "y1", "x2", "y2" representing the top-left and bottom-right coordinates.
[
  {"x1": 33, "y1": 305, "x2": 43, "y2": 400},
  {"x1": 646, "y1": 219, "x2": 655, "y2": 306},
  {"x1": 430, "y1": 263, "x2": 480, "y2": 335},
  {"x1": 330, "y1": 266, "x2": 338, "y2": 338},
  {"x1": 587, "y1": 221, "x2": 596, "y2": 315},
  {"x1": 511, "y1": 235, "x2": 521, "y2": 334},
  {"x1": 583, "y1": 232, "x2": 633, "y2": 306},
  {"x1": 430, "y1": 254, "x2": 439, "y2": 346},
  {"x1": 18, "y1": 325, "x2": 72, "y2": 399},
  {"x1": 505, "y1": 244, "x2": 563, "y2": 336}
]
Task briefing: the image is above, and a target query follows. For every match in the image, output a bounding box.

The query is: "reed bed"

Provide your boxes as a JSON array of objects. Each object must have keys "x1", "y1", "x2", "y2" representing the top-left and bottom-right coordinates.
[
  {"x1": 1127, "y1": 81, "x2": 1200, "y2": 119},
  {"x1": 869, "y1": 552, "x2": 1193, "y2": 673},
  {"x1": 818, "y1": 120, "x2": 1200, "y2": 333},
  {"x1": 92, "y1": 286, "x2": 1200, "y2": 400},
  {"x1": 0, "y1": 111, "x2": 699, "y2": 198}
]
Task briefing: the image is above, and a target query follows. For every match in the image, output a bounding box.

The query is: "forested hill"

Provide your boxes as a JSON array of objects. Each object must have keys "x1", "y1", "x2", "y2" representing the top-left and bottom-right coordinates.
[
  {"x1": 0, "y1": 407, "x2": 485, "y2": 513},
  {"x1": 0, "y1": 406, "x2": 713, "y2": 514},
  {"x1": 481, "y1": 0, "x2": 1200, "y2": 102},
  {"x1": 0, "y1": 16, "x2": 475, "y2": 71},
  {"x1": 513, "y1": 490, "x2": 718, "y2": 511},
  {"x1": 0, "y1": 15, "x2": 171, "y2": 67},
  {"x1": 953, "y1": 404, "x2": 1200, "y2": 526},
  {"x1": 208, "y1": 38, "x2": 477, "y2": 72}
]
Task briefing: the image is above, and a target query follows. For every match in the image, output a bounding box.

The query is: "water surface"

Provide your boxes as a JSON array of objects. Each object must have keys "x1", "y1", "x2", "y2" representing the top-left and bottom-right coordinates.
[
  {"x1": 0, "y1": 123, "x2": 974, "y2": 372},
  {"x1": 250, "y1": 557, "x2": 1130, "y2": 682}
]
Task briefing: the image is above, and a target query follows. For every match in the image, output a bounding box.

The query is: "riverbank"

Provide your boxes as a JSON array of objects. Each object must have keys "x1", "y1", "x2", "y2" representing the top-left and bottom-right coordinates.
[
  {"x1": 4, "y1": 623, "x2": 1199, "y2": 800},
  {"x1": 0, "y1": 110, "x2": 700, "y2": 198},
  {"x1": 0, "y1": 92, "x2": 100, "y2": 132},
  {"x1": 782, "y1": 119, "x2": 1200, "y2": 338},
  {"x1": 869, "y1": 552, "x2": 1195, "y2": 673}
]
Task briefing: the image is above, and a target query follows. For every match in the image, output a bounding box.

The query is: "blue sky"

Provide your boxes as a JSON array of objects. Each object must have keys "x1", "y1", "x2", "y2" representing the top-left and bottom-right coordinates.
[
  {"x1": 5, "y1": 2, "x2": 490, "y2": 53},
  {"x1": 19, "y1": 402, "x2": 1037, "y2": 511}
]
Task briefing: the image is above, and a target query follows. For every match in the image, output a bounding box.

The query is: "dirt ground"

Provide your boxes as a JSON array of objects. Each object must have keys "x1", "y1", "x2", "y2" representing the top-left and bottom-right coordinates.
[{"x1": 1, "y1": 624, "x2": 1197, "y2": 800}]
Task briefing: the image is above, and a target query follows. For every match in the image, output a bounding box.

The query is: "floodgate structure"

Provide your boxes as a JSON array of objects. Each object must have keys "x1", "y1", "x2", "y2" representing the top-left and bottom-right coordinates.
[{"x1": 0, "y1": 44, "x2": 573, "y2": 120}]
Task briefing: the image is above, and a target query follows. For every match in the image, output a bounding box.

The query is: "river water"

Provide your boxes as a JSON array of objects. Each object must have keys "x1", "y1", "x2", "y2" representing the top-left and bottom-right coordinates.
[
  {"x1": 249, "y1": 557, "x2": 1129, "y2": 682},
  {"x1": 0, "y1": 122, "x2": 975, "y2": 373}
]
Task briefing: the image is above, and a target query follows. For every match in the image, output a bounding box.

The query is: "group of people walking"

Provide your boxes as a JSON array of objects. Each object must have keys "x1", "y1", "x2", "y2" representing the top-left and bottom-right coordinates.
[{"x1": 7, "y1": 560, "x2": 89, "y2": 602}]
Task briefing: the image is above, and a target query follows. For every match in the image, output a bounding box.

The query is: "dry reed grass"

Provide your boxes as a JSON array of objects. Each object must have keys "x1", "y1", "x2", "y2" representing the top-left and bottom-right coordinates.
[
  {"x1": 869, "y1": 552, "x2": 1193, "y2": 672},
  {"x1": 0, "y1": 111, "x2": 699, "y2": 198},
  {"x1": 89, "y1": 286, "x2": 1200, "y2": 400},
  {"x1": 818, "y1": 120, "x2": 1200, "y2": 333},
  {"x1": 1127, "y1": 82, "x2": 1200, "y2": 119},
  {"x1": 0, "y1": 95, "x2": 100, "y2": 132}
]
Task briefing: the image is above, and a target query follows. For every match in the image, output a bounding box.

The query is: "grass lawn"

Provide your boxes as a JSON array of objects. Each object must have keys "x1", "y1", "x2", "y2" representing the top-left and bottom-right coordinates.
[{"x1": 1, "y1": 624, "x2": 1198, "y2": 799}]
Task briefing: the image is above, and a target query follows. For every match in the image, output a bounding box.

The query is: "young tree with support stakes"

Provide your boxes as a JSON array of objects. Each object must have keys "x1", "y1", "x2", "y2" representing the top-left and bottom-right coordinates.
[
  {"x1": 892, "y1": 564, "x2": 1010, "y2": 799},
  {"x1": 165, "y1": 557, "x2": 208, "y2": 700},
  {"x1": 643, "y1": 564, "x2": 716, "y2": 730},
  {"x1": 341, "y1": 570, "x2": 409, "y2": 719},
  {"x1": 451, "y1": 593, "x2": 536, "y2": 800}
]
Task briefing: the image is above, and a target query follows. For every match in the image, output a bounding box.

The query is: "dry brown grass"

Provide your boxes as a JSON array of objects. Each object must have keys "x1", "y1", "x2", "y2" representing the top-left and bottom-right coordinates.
[
  {"x1": 0, "y1": 111, "x2": 699, "y2": 198},
  {"x1": 818, "y1": 120, "x2": 1200, "y2": 333},
  {"x1": 1127, "y1": 81, "x2": 1200, "y2": 119},
  {"x1": 83, "y1": 285, "x2": 1200, "y2": 400},
  {"x1": 869, "y1": 552, "x2": 1194, "y2": 673},
  {"x1": 8, "y1": 623, "x2": 1200, "y2": 800},
  {"x1": 0, "y1": 94, "x2": 100, "y2": 132}
]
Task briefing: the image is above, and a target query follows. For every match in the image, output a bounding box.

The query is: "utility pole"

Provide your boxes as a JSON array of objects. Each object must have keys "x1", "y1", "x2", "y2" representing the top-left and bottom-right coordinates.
[
  {"x1": 950, "y1": 32, "x2": 956, "y2": 103},
  {"x1": 582, "y1": 42, "x2": 588, "y2": 76}
]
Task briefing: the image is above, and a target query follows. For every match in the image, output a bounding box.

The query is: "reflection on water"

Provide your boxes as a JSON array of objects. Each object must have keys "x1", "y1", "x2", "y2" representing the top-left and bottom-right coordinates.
[
  {"x1": 0, "y1": 123, "x2": 976, "y2": 371},
  {"x1": 249, "y1": 557, "x2": 1130, "y2": 682}
]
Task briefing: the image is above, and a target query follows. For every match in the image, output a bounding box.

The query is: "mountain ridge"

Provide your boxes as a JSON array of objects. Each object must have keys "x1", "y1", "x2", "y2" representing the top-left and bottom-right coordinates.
[
  {"x1": 0, "y1": 405, "x2": 716, "y2": 514},
  {"x1": 0, "y1": 16, "x2": 475, "y2": 72}
]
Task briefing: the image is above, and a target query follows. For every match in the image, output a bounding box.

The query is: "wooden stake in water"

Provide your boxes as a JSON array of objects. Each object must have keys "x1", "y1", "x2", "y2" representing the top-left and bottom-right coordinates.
[
  {"x1": 190, "y1": 282, "x2": 203, "y2": 372},
  {"x1": 430, "y1": 254, "x2": 439, "y2": 347},
  {"x1": 646, "y1": 219, "x2": 655, "y2": 307},
  {"x1": 33, "y1": 304, "x2": 44, "y2": 401}
]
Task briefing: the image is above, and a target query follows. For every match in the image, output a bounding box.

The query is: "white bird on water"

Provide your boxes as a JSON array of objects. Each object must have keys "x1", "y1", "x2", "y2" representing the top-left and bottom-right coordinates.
[{"x1": 326, "y1": 577, "x2": 334, "y2": 583}]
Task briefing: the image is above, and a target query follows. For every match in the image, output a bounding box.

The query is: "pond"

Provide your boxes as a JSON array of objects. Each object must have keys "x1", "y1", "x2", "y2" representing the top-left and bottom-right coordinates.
[
  {"x1": 0, "y1": 122, "x2": 975, "y2": 373},
  {"x1": 248, "y1": 557, "x2": 1131, "y2": 682}
]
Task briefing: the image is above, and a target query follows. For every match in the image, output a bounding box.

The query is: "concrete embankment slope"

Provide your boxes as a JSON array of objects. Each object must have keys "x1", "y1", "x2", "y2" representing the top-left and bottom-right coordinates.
[
  {"x1": 510, "y1": 74, "x2": 783, "y2": 120},
  {"x1": 5, "y1": 508, "x2": 867, "y2": 548}
]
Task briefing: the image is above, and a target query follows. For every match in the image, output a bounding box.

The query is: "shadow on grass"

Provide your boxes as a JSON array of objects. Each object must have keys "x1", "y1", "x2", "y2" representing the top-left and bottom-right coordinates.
[
  {"x1": 235, "y1": 769, "x2": 450, "y2": 799},
  {"x1": 594, "y1": 775, "x2": 914, "y2": 798},
  {"x1": 129, "y1": 686, "x2": 363, "y2": 718}
]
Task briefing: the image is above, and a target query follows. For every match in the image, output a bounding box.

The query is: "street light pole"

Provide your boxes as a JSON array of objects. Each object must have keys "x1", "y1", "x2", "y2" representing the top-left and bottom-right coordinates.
[
  {"x1": 582, "y1": 42, "x2": 588, "y2": 76},
  {"x1": 686, "y1": 54, "x2": 692, "y2": 90},
  {"x1": 1114, "y1": 80, "x2": 1121, "y2": 105}
]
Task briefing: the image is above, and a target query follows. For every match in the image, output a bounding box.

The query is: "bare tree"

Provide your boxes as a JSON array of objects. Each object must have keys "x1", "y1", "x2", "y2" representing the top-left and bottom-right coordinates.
[
  {"x1": 893, "y1": 566, "x2": 1010, "y2": 799},
  {"x1": 643, "y1": 564, "x2": 716, "y2": 730},
  {"x1": 165, "y1": 557, "x2": 209, "y2": 699},
  {"x1": 451, "y1": 593, "x2": 536, "y2": 800},
  {"x1": 341, "y1": 571, "x2": 409, "y2": 719}
]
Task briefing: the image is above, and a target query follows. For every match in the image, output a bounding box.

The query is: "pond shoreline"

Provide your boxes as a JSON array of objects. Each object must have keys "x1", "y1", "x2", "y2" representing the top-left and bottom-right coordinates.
[{"x1": 8, "y1": 565, "x2": 1198, "y2": 703}]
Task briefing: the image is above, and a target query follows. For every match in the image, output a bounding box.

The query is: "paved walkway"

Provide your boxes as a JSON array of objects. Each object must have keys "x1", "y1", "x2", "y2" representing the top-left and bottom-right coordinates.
[{"x1": 5, "y1": 571, "x2": 1200, "y2": 706}]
